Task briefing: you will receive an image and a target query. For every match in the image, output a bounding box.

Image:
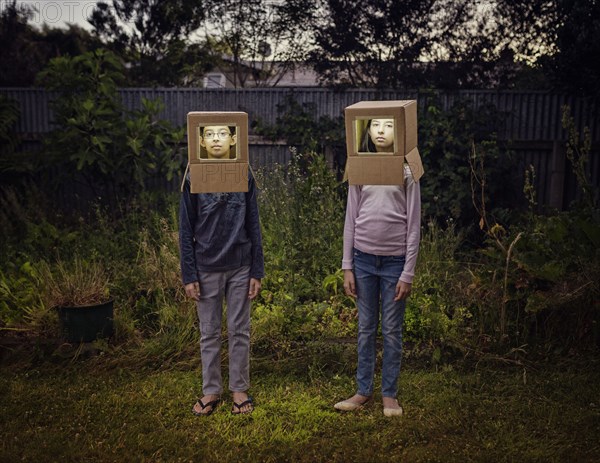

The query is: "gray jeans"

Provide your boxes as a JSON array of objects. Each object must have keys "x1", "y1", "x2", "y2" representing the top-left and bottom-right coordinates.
[{"x1": 196, "y1": 265, "x2": 251, "y2": 395}]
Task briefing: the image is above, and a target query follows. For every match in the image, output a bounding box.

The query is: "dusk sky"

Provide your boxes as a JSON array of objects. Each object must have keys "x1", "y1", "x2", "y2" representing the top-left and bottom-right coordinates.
[{"x1": 13, "y1": 0, "x2": 97, "y2": 29}]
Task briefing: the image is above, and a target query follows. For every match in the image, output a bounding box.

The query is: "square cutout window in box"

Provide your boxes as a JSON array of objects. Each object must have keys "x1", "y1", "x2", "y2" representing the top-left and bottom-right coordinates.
[
  {"x1": 197, "y1": 125, "x2": 239, "y2": 161},
  {"x1": 355, "y1": 117, "x2": 396, "y2": 155}
]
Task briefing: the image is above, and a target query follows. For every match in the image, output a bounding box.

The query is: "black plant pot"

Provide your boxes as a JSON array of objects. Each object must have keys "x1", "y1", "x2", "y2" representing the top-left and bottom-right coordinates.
[{"x1": 57, "y1": 299, "x2": 114, "y2": 343}]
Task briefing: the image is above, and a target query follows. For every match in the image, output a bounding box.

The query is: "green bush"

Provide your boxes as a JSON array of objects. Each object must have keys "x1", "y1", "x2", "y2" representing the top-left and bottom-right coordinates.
[
  {"x1": 0, "y1": 260, "x2": 46, "y2": 326},
  {"x1": 406, "y1": 221, "x2": 473, "y2": 345},
  {"x1": 0, "y1": 94, "x2": 25, "y2": 181},
  {"x1": 2, "y1": 96, "x2": 598, "y2": 359},
  {"x1": 419, "y1": 98, "x2": 517, "y2": 231},
  {"x1": 254, "y1": 94, "x2": 344, "y2": 152},
  {"x1": 469, "y1": 208, "x2": 600, "y2": 348},
  {"x1": 36, "y1": 49, "x2": 184, "y2": 201},
  {"x1": 256, "y1": 148, "x2": 345, "y2": 304},
  {"x1": 459, "y1": 107, "x2": 600, "y2": 349}
]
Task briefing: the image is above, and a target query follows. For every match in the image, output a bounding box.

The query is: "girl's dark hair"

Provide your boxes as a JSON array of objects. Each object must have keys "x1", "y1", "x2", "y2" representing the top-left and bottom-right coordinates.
[{"x1": 360, "y1": 120, "x2": 376, "y2": 153}]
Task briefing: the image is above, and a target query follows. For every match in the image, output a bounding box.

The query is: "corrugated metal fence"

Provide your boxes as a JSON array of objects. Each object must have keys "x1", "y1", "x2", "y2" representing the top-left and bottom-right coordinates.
[{"x1": 2, "y1": 87, "x2": 599, "y2": 210}]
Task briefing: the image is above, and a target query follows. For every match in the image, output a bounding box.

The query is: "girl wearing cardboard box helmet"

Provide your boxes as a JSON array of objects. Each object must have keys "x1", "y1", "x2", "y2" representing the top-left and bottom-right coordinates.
[{"x1": 337, "y1": 117, "x2": 422, "y2": 417}]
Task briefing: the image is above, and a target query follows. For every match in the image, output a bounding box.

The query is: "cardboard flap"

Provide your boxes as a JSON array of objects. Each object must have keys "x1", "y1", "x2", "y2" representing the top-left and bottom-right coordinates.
[
  {"x1": 189, "y1": 163, "x2": 248, "y2": 193},
  {"x1": 342, "y1": 164, "x2": 349, "y2": 183},
  {"x1": 405, "y1": 147, "x2": 424, "y2": 182},
  {"x1": 347, "y1": 156, "x2": 405, "y2": 185}
]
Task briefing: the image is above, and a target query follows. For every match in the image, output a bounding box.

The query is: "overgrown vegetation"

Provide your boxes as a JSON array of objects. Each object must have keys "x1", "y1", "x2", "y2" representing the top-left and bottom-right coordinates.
[
  {"x1": 1, "y1": 86, "x2": 598, "y2": 360},
  {"x1": 254, "y1": 95, "x2": 345, "y2": 152},
  {"x1": 419, "y1": 97, "x2": 516, "y2": 231}
]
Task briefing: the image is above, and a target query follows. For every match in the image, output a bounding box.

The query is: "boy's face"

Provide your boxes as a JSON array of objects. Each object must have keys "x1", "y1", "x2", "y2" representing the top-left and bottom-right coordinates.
[
  {"x1": 200, "y1": 125, "x2": 236, "y2": 159},
  {"x1": 369, "y1": 119, "x2": 394, "y2": 151}
]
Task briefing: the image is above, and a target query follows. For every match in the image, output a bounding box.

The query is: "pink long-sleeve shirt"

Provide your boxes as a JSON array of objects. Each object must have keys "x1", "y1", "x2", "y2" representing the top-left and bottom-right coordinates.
[{"x1": 342, "y1": 167, "x2": 421, "y2": 283}]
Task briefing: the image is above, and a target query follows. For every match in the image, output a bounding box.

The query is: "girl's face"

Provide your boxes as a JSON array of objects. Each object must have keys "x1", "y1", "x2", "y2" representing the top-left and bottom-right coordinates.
[{"x1": 368, "y1": 119, "x2": 394, "y2": 152}]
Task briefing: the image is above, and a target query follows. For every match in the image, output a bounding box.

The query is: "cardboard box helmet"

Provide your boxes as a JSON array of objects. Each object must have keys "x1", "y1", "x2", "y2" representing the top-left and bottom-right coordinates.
[
  {"x1": 185, "y1": 111, "x2": 249, "y2": 193},
  {"x1": 344, "y1": 100, "x2": 424, "y2": 185}
]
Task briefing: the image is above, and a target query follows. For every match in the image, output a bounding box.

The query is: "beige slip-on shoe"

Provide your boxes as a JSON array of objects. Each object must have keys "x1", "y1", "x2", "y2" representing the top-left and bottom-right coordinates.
[
  {"x1": 383, "y1": 405, "x2": 404, "y2": 417},
  {"x1": 334, "y1": 397, "x2": 370, "y2": 411}
]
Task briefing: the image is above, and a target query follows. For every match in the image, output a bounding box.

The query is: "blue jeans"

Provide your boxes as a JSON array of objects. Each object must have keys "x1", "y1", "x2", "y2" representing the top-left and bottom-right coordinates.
[{"x1": 353, "y1": 248, "x2": 406, "y2": 398}]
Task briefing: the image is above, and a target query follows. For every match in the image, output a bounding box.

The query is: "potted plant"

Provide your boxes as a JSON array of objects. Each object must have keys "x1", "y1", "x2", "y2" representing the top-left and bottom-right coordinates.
[{"x1": 43, "y1": 257, "x2": 114, "y2": 343}]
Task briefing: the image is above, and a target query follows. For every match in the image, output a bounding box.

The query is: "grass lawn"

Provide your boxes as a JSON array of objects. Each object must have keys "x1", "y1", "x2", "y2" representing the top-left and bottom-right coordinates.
[{"x1": 1, "y1": 342, "x2": 599, "y2": 463}]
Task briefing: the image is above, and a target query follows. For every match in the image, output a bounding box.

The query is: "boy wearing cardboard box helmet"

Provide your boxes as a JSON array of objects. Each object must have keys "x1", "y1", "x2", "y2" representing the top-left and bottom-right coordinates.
[{"x1": 180, "y1": 114, "x2": 263, "y2": 416}]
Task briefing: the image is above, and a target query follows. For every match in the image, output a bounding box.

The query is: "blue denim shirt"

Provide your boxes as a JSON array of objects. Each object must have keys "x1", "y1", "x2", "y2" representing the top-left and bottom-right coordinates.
[{"x1": 179, "y1": 172, "x2": 265, "y2": 285}]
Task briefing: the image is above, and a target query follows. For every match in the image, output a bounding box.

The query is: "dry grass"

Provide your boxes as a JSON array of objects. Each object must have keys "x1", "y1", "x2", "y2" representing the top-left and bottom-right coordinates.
[{"x1": 41, "y1": 257, "x2": 110, "y2": 308}]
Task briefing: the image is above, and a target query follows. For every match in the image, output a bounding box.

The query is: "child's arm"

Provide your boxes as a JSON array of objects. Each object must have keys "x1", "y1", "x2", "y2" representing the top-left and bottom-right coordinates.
[
  {"x1": 342, "y1": 185, "x2": 360, "y2": 270},
  {"x1": 394, "y1": 281, "x2": 412, "y2": 301},
  {"x1": 179, "y1": 176, "x2": 199, "y2": 297},
  {"x1": 344, "y1": 270, "x2": 357, "y2": 298},
  {"x1": 399, "y1": 173, "x2": 422, "y2": 285},
  {"x1": 245, "y1": 173, "x2": 265, "y2": 281},
  {"x1": 185, "y1": 282, "x2": 200, "y2": 301},
  {"x1": 248, "y1": 278, "x2": 261, "y2": 300},
  {"x1": 342, "y1": 185, "x2": 361, "y2": 298}
]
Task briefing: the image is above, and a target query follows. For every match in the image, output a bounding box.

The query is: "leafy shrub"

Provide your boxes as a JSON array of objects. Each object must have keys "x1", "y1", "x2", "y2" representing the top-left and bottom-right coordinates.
[
  {"x1": 36, "y1": 49, "x2": 184, "y2": 202},
  {"x1": 472, "y1": 208, "x2": 600, "y2": 347},
  {"x1": 406, "y1": 221, "x2": 473, "y2": 345},
  {"x1": 254, "y1": 94, "x2": 344, "y2": 152},
  {"x1": 464, "y1": 108, "x2": 600, "y2": 349},
  {"x1": 0, "y1": 190, "x2": 192, "y2": 348},
  {"x1": 0, "y1": 260, "x2": 45, "y2": 326},
  {"x1": 419, "y1": 98, "x2": 516, "y2": 231},
  {"x1": 256, "y1": 148, "x2": 345, "y2": 304},
  {"x1": 250, "y1": 148, "x2": 351, "y2": 352},
  {"x1": 0, "y1": 94, "x2": 24, "y2": 181}
]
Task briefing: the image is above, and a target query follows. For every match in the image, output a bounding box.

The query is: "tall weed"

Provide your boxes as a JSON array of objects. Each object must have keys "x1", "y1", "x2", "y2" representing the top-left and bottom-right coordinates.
[
  {"x1": 256, "y1": 148, "x2": 344, "y2": 304},
  {"x1": 253, "y1": 148, "x2": 347, "y2": 350},
  {"x1": 467, "y1": 115, "x2": 600, "y2": 349},
  {"x1": 406, "y1": 221, "x2": 473, "y2": 346}
]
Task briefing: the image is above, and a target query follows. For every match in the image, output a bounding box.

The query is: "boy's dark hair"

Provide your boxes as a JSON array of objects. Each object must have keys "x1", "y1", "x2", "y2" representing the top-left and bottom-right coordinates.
[{"x1": 200, "y1": 126, "x2": 236, "y2": 136}]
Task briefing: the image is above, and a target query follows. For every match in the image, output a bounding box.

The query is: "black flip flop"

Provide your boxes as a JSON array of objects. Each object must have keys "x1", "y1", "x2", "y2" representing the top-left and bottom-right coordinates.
[
  {"x1": 231, "y1": 395, "x2": 254, "y2": 415},
  {"x1": 192, "y1": 397, "x2": 221, "y2": 416}
]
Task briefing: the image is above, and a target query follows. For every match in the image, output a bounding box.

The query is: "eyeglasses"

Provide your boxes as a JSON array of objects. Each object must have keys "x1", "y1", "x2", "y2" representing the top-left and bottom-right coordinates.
[{"x1": 203, "y1": 130, "x2": 231, "y2": 140}]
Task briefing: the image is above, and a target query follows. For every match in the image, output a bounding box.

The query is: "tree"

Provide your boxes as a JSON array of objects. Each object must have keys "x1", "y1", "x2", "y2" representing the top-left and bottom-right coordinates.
[
  {"x1": 541, "y1": 0, "x2": 600, "y2": 96},
  {"x1": 0, "y1": 1, "x2": 42, "y2": 86},
  {"x1": 308, "y1": 0, "x2": 483, "y2": 88},
  {"x1": 202, "y1": 0, "x2": 316, "y2": 87},
  {"x1": 307, "y1": 0, "x2": 563, "y2": 89},
  {"x1": 492, "y1": 0, "x2": 558, "y2": 65},
  {"x1": 0, "y1": 1, "x2": 101, "y2": 86},
  {"x1": 88, "y1": 0, "x2": 214, "y2": 86}
]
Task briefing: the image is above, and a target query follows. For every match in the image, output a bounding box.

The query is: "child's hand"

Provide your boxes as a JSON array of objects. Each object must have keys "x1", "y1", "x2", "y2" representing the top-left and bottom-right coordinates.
[
  {"x1": 343, "y1": 270, "x2": 357, "y2": 298},
  {"x1": 394, "y1": 280, "x2": 412, "y2": 301},
  {"x1": 248, "y1": 278, "x2": 261, "y2": 300},
  {"x1": 185, "y1": 282, "x2": 200, "y2": 301}
]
